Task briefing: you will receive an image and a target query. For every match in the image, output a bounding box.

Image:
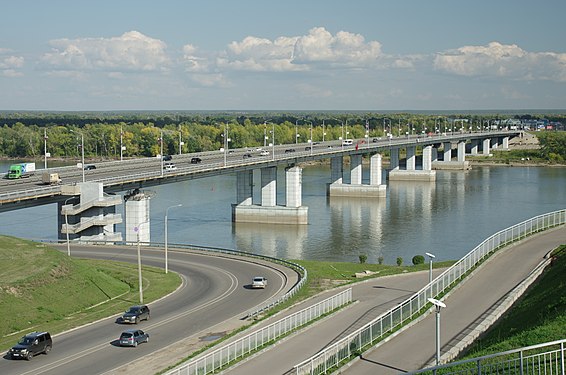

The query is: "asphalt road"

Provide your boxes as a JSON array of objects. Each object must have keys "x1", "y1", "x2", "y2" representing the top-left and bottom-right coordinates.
[{"x1": 0, "y1": 244, "x2": 299, "y2": 375}]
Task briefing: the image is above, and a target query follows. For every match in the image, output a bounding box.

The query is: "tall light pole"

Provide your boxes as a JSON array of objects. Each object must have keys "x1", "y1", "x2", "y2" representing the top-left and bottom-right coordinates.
[
  {"x1": 44, "y1": 128, "x2": 49, "y2": 169},
  {"x1": 222, "y1": 123, "x2": 230, "y2": 166},
  {"x1": 426, "y1": 252, "x2": 435, "y2": 284},
  {"x1": 135, "y1": 221, "x2": 149, "y2": 304},
  {"x1": 295, "y1": 120, "x2": 299, "y2": 144},
  {"x1": 70, "y1": 129, "x2": 85, "y2": 183},
  {"x1": 164, "y1": 204, "x2": 182, "y2": 274},
  {"x1": 271, "y1": 122, "x2": 275, "y2": 161},
  {"x1": 178, "y1": 125, "x2": 183, "y2": 155},
  {"x1": 322, "y1": 120, "x2": 326, "y2": 142},
  {"x1": 341, "y1": 120, "x2": 345, "y2": 150},
  {"x1": 160, "y1": 130, "x2": 164, "y2": 176},
  {"x1": 428, "y1": 298, "x2": 446, "y2": 366},
  {"x1": 120, "y1": 125, "x2": 124, "y2": 162},
  {"x1": 309, "y1": 121, "x2": 313, "y2": 155},
  {"x1": 63, "y1": 197, "x2": 75, "y2": 257}
]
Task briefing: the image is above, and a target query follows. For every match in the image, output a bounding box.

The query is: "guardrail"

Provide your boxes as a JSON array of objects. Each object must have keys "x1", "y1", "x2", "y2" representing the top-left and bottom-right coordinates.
[
  {"x1": 293, "y1": 209, "x2": 566, "y2": 375},
  {"x1": 164, "y1": 288, "x2": 353, "y2": 375},
  {"x1": 405, "y1": 339, "x2": 566, "y2": 375}
]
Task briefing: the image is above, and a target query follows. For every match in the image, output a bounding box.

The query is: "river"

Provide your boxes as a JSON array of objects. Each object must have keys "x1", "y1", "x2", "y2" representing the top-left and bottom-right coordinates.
[{"x1": 0, "y1": 160, "x2": 564, "y2": 264}]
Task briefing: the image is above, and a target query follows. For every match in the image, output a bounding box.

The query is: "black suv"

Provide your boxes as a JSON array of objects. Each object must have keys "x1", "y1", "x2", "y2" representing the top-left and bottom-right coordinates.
[
  {"x1": 190, "y1": 157, "x2": 202, "y2": 164},
  {"x1": 8, "y1": 331, "x2": 52, "y2": 360},
  {"x1": 120, "y1": 305, "x2": 150, "y2": 324}
]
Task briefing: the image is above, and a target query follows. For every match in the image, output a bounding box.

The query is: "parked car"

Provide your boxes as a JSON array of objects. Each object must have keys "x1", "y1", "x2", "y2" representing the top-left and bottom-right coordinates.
[
  {"x1": 162, "y1": 154, "x2": 172, "y2": 161},
  {"x1": 190, "y1": 157, "x2": 202, "y2": 164},
  {"x1": 251, "y1": 276, "x2": 268, "y2": 289},
  {"x1": 8, "y1": 331, "x2": 52, "y2": 360},
  {"x1": 119, "y1": 329, "x2": 149, "y2": 347},
  {"x1": 120, "y1": 305, "x2": 150, "y2": 324},
  {"x1": 84, "y1": 164, "x2": 96, "y2": 170}
]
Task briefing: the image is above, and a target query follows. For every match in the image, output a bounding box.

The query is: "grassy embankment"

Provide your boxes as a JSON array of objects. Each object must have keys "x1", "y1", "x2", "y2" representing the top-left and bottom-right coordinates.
[
  {"x1": 0, "y1": 235, "x2": 180, "y2": 351},
  {"x1": 460, "y1": 244, "x2": 566, "y2": 358}
]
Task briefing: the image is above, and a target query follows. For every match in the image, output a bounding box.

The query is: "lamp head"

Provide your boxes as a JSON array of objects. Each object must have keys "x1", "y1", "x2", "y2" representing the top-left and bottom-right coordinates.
[
  {"x1": 428, "y1": 298, "x2": 446, "y2": 309},
  {"x1": 425, "y1": 252, "x2": 436, "y2": 259}
]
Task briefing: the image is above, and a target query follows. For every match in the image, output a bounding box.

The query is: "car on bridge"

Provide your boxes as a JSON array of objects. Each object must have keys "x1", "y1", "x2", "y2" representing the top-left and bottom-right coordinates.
[
  {"x1": 251, "y1": 276, "x2": 267, "y2": 289},
  {"x1": 191, "y1": 157, "x2": 202, "y2": 164},
  {"x1": 243, "y1": 153, "x2": 253, "y2": 159},
  {"x1": 84, "y1": 164, "x2": 96, "y2": 170},
  {"x1": 284, "y1": 148, "x2": 296, "y2": 153}
]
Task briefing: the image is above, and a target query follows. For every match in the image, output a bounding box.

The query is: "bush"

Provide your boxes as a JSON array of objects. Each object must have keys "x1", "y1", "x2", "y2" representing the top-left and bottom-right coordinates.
[
  {"x1": 358, "y1": 254, "x2": 367, "y2": 264},
  {"x1": 396, "y1": 257, "x2": 403, "y2": 266},
  {"x1": 412, "y1": 255, "x2": 425, "y2": 265},
  {"x1": 377, "y1": 256, "x2": 384, "y2": 265}
]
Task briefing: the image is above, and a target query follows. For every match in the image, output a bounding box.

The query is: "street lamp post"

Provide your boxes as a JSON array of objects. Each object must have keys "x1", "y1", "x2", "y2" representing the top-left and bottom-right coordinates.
[
  {"x1": 222, "y1": 123, "x2": 231, "y2": 166},
  {"x1": 63, "y1": 197, "x2": 75, "y2": 257},
  {"x1": 44, "y1": 128, "x2": 48, "y2": 169},
  {"x1": 271, "y1": 122, "x2": 275, "y2": 161},
  {"x1": 428, "y1": 298, "x2": 447, "y2": 366},
  {"x1": 70, "y1": 129, "x2": 85, "y2": 183},
  {"x1": 135, "y1": 221, "x2": 149, "y2": 304},
  {"x1": 426, "y1": 252, "x2": 435, "y2": 284},
  {"x1": 160, "y1": 130, "x2": 164, "y2": 176},
  {"x1": 164, "y1": 204, "x2": 182, "y2": 274},
  {"x1": 309, "y1": 121, "x2": 313, "y2": 155},
  {"x1": 322, "y1": 120, "x2": 326, "y2": 142},
  {"x1": 178, "y1": 125, "x2": 184, "y2": 155}
]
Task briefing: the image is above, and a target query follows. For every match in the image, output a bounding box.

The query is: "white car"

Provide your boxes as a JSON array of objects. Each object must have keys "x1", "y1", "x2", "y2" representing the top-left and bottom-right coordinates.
[
  {"x1": 251, "y1": 276, "x2": 267, "y2": 289},
  {"x1": 259, "y1": 150, "x2": 269, "y2": 156}
]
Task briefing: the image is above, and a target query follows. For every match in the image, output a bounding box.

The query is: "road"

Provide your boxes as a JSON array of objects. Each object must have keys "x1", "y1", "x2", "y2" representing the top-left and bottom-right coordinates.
[
  {"x1": 225, "y1": 227, "x2": 566, "y2": 374},
  {"x1": 0, "y1": 244, "x2": 299, "y2": 375}
]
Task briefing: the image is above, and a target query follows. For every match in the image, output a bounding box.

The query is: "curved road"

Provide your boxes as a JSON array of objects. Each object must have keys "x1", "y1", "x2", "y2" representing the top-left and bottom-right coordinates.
[{"x1": 0, "y1": 244, "x2": 299, "y2": 375}]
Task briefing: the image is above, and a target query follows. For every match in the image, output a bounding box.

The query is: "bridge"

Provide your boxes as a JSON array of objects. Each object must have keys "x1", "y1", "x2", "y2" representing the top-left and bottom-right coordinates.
[{"x1": 0, "y1": 130, "x2": 519, "y2": 242}]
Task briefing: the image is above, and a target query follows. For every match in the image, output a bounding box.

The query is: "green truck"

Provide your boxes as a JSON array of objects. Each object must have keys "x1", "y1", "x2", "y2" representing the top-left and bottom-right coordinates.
[{"x1": 7, "y1": 163, "x2": 36, "y2": 179}]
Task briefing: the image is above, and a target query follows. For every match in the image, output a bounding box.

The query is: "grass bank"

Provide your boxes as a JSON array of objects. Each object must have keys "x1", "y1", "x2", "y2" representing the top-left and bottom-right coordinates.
[
  {"x1": 0, "y1": 236, "x2": 180, "y2": 350},
  {"x1": 460, "y1": 244, "x2": 566, "y2": 358}
]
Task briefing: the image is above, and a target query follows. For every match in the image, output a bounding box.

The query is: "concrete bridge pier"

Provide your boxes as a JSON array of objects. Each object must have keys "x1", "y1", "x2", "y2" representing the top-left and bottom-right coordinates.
[
  {"x1": 328, "y1": 154, "x2": 386, "y2": 197},
  {"x1": 483, "y1": 138, "x2": 491, "y2": 155},
  {"x1": 59, "y1": 182, "x2": 123, "y2": 244},
  {"x1": 432, "y1": 141, "x2": 470, "y2": 170},
  {"x1": 389, "y1": 145, "x2": 436, "y2": 181},
  {"x1": 232, "y1": 166, "x2": 308, "y2": 224}
]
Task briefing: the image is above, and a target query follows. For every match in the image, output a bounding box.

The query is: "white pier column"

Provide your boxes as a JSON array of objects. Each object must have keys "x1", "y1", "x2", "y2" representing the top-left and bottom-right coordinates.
[
  {"x1": 457, "y1": 141, "x2": 466, "y2": 162},
  {"x1": 350, "y1": 154, "x2": 362, "y2": 184},
  {"x1": 431, "y1": 147, "x2": 438, "y2": 163},
  {"x1": 370, "y1": 154, "x2": 382, "y2": 185},
  {"x1": 286, "y1": 166, "x2": 302, "y2": 208},
  {"x1": 390, "y1": 148, "x2": 400, "y2": 170},
  {"x1": 330, "y1": 156, "x2": 343, "y2": 184},
  {"x1": 406, "y1": 146, "x2": 416, "y2": 170},
  {"x1": 236, "y1": 170, "x2": 253, "y2": 206},
  {"x1": 470, "y1": 140, "x2": 479, "y2": 155},
  {"x1": 423, "y1": 145, "x2": 433, "y2": 171},
  {"x1": 483, "y1": 138, "x2": 491, "y2": 155},
  {"x1": 502, "y1": 136, "x2": 509, "y2": 149},
  {"x1": 443, "y1": 142, "x2": 452, "y2": 162},
  {"x1": 261, "y1": 166, "x2": 277, "y2": 207}
]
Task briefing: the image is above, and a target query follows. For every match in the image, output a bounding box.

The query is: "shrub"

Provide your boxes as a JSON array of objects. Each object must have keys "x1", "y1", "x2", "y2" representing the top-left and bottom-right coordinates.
[
  {"x1": 377, "y1": 256, "x2": 384, "y2": 265},
  {"x1": 412, "y1": 255, "x2": 425, "y2": 265},
  {"x1": 358, "y1": 254, "x2": 367, "y2": 264},
  {"x1": 396, "y1": 257, "x2": 403, "y2": 266}
]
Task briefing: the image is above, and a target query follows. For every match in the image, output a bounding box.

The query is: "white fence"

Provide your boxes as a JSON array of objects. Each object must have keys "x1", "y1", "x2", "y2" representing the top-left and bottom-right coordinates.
[
  {"x1": 293, "y1": 209, "x2": 566, "y2": 375},
  {"x1": 406, "y1": 339, "x2": 566, "y2": 375},
  {"x1": 164, "y1": 288, "x2": 353, "y2": 375}
]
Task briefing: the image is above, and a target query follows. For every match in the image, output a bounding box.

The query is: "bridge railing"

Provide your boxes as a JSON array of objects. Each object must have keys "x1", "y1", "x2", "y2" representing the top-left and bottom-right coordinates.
[
  {"x1": 404, "y1": 339, "x2": 566, "y2": 375},
  {"x1": 293, "y1": 209, "x2": 566, "y2": 375},
  {"x1": 164, "y1": 288, "x2": 353, "y2": 375}
]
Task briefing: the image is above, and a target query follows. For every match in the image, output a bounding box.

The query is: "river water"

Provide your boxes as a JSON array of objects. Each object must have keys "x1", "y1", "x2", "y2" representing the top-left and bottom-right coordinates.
[{"x1": 0, "y1": 160, "x2": 565, "y2": 264}]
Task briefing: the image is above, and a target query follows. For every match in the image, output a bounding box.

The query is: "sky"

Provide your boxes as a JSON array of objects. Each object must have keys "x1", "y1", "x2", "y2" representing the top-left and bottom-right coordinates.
[{"x1": 1, "y1": 0, "x2": 566, "y2": 111}]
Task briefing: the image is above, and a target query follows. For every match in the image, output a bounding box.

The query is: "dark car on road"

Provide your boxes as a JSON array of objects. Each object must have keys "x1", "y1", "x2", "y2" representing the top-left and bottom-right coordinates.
[
  {"x1": 119, "y1": 329, "x2": 149, "y2": 347},
  {"x1": 162, "y1": 154, "x2": 172, "y2": 161},
  {"x1": 84, "y1": 164, "x2": 96, "y2": 170},
  {"x1": 190, "y1": 157, "x2": 202, "y2": 164},
  {"x1": 284, "y1": 148, "x2": 296, "y2": 153},
  {"x1": 120, "y1": 305, "x2": 150, "y2": 324},
  {"x1": 8, "y1": 331, "x2": 52, "y2": 360},
  {"x1": 243, "y1": 153, "x2": 253, "y2": 159}
]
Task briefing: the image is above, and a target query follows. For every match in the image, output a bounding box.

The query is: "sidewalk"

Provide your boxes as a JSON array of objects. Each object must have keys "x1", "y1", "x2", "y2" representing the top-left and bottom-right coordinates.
[{"x1": 225, "y1": 227, "x2": 565, "y2": 374}]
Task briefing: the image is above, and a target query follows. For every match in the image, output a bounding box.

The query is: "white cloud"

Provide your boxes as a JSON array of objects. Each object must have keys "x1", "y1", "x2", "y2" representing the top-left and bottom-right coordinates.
[
  {"x1": 222, "y1": 27, "x2": 382, "y2": 72},
  {"x1": 41, "y1": 31, "x2": 170, "y2": 72},
  {"x1": 0, "y1": 53, "x2": 24, "y2": 77},
  {"x1": 434, "y1": 41, "x2": 566, "y2": 82}
]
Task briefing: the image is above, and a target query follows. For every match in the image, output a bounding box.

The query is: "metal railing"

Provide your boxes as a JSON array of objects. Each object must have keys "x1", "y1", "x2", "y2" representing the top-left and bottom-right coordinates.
[
  {"x1": 293, "y1": 209, "x2": 566, "y2": 375},
  {"x1": 405, "y1": 339, "x2": 566, "y2": 375},
  {"x1": 164, "y1": 288, "x2": 353, "y2": 375}
]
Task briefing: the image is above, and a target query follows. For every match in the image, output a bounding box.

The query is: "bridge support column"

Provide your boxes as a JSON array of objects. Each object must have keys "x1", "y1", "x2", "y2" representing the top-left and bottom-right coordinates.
[
  {"x1": 470, "y1": 140, "x2": 479, "y2": 155},
  {"x1": 483, "y1": 138, "x2": 491, "y2": 155},
  {"x1": 406, "y1": 146, "x2": 416, "y2": 170},
  {"x1": 432, "y1": 141, "x2": 470, "y2": 170},
  {"x1": 329, "y1": 154, "x2": 386, "y2": 197},
  {"x1": 457, "y1": 141, "x2": 466, "y2": 162},
  {"x1": 502, "y1": 136, "x2": 509, "y2": 149},
  {"x1": 390, "y1": 148, "x2": 400, "y2": 170},
  {"x1": 233, "y1": 166, "x2": 308, "y2": 224},
  {"x1": 236, "y1": 170, "x2": 253, "y2": 206},
  {"x1": 443, "y1": 142, "x2": 452, "y2": 162},
  {"x1": 390, "y1": 146, "x2": 436, "y2": 181}
]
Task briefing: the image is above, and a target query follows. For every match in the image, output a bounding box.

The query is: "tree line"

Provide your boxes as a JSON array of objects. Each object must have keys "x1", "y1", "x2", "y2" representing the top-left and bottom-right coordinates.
[{"x1": 0, "y1": 113, "x2": 564, "y2": 160}]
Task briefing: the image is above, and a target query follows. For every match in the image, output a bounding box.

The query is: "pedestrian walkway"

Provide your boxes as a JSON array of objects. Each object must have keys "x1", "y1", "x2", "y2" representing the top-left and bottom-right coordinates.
[{"x1": 227, "y1": 227, "x2": 565, "y2": 374}]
